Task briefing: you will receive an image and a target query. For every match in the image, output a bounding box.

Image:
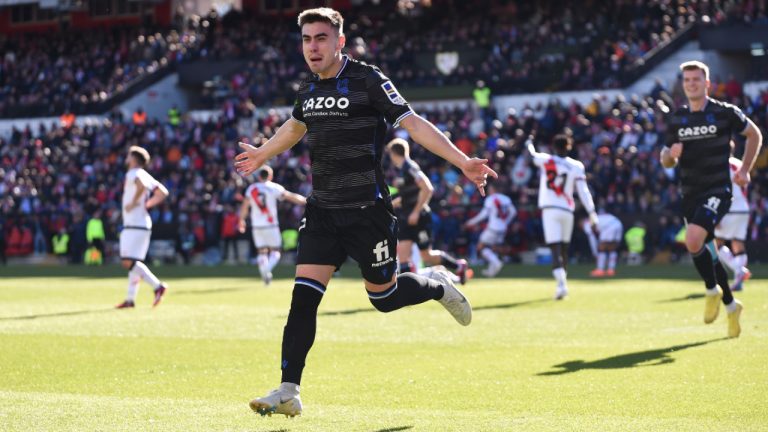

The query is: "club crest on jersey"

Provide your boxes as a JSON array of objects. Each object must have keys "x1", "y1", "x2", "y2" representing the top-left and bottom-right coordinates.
[
  {"x1": 381, "y1": 81, "x2": 406, "y2": 105},
  {"x1": 302, "y1": 96, "x2": 350, "y2": 111},
  {"x1": 336, "y1": 78, "x2": 349, "y2": 95},
  {"x1": 678, "y1": 125, "x2": 717, "y2": 138}
]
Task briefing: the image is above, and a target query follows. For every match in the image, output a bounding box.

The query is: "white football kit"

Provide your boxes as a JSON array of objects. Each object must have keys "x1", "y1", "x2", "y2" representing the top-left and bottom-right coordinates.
[
  {"x1": 465, "y1": 193, "x2": 516, "y2": 245},
  {"x1": 583, "y1": 213, "x2": 624, "y2": 256},
  {"x1": 120, "y1": 168, "x2": 161, "y2": 260},
  {"x1": 715, "y1": 157, "x2": 750, "y2": 241},
  {"x1": 245, "y1": 181, "x2": 286, "y2": 249},
  {"x1": 530, "y1": 151, "x2": 596, "y2": 244}
]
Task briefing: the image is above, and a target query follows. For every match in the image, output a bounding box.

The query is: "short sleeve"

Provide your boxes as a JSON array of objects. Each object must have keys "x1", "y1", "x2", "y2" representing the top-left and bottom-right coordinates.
[
  {"x1": 136, "y1": 169, "x2": 158, "y2": 190},
  {"x1": 291, "y1": 95, "x2": 305, "y2": 125},
  {"x1": 270, "y1": 183, "x2": 286, "y2": 200},
  {"x1": 728, "y1": 104, "x2": 749, "y2": 134},
  {"x1": 531, "y1": 152, "x2": 549, "y2": 167},
  {"x1": 366, "y1": 68, "x2": 414, "y2": 127},
  {"x1": 406, "y1": 160, "x2": 422, "y2": 179},
  {"x1": 575, "y1": 161, "x2": 587, "y2": 180}
]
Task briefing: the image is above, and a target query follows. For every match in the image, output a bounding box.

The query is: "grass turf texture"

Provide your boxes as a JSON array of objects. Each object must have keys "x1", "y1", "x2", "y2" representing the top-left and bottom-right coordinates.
[{"x1": 0, "y1": 265, "x2": 766, "y2": 431}]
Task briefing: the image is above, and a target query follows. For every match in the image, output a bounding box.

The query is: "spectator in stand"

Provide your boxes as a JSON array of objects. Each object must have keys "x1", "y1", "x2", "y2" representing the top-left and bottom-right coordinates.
[{"x1": 220, "y1": 205, "x2": 241, "y2": 263}]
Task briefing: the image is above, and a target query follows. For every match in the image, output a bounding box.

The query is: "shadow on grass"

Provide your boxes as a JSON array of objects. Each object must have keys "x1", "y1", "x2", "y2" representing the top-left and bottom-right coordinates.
[
  {"x1": 537, "y1": 338, "x2": 728, "y2": 376},
  {"x1": 318, "y1": 298, "x2": 551, "y2": 316},
  {"x1": 658, "y1": 293, "x2": 706, "y2": 303},
  {"x1": 0, "y1": 308, "x2": 115, "y2": 321},
  {"x1": 374, "y1": 427, "x2": 413, "y2": 432},
  {"x1": 474, "y1": 298, "x2": 550, "y2": 311},
  {"x1": 172, "y1": 287, "x2": 247, "y2": 296},
  {"x1": 318, "y1": 307, "x2": 376, "y2": 316}
]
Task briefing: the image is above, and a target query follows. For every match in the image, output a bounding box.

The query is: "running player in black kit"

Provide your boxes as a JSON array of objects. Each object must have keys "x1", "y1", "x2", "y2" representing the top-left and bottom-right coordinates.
[
  {"x1": 661, "y1": 61, "x2": 762, "y2": 338},
  {"x1": 234, "y1": 7, "x2": 497, "y2": 417},
  {"x1": 386, "y1": 138, "x2": 471, "y2": 284}
]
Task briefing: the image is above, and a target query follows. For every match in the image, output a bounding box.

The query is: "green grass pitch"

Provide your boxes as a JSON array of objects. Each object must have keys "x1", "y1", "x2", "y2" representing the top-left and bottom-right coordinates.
[{"x1": 0, "y1": 265, "x2": 766, "y2": 431}]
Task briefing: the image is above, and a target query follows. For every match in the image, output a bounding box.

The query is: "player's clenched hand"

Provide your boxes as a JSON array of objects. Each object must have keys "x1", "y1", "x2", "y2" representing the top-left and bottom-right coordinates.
[
  {"x1": 668, "y1": 143, "x2": 683, "y2": 159},
  {"x1": 734, "y1": 167, "x2": 751, "y2": 187},
  {"x1": 461, "y1": 158, "x2": 498, "y2": 197},
  {"x1": 408, "y1": 211, "x2": 419, "y2": 226},
  {"x1": 234, "y1": 141, "x2": 267, "y2": 176}
]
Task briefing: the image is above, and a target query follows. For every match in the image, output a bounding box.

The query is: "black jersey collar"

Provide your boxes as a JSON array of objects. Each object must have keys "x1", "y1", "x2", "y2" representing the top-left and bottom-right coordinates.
[
  {"x1": 310, "y1": 55, "x2": 350, "y2": 82},
  {"x1": 687, "y1": 97, "x2": 711, "y2": 113}
]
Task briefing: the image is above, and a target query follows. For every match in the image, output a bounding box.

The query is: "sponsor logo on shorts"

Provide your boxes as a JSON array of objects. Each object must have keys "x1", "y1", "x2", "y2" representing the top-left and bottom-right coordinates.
[
  {"x1": 703, "y1": 196, "x2": 721, "y2": 213},
  {"x1": 372, "y1": 239, "x2": 394, "y2": 267}
]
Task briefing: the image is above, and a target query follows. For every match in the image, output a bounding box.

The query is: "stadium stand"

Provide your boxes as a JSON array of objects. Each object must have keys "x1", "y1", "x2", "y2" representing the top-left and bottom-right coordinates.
[{"x1": 2, "y1": 86, "x2": 767, "y2": 263}]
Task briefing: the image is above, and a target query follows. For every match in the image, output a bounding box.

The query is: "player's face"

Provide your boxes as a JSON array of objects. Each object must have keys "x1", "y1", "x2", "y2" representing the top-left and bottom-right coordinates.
[
  {"x1": 125, "y1": 154, "x2": 138, "y2": 169},
  {"x1": 682, "y1": 69, "x2": 709, "y2": 101},
  {"x1": 302, "y1": 22, "x2": 345, "y2": 77}
]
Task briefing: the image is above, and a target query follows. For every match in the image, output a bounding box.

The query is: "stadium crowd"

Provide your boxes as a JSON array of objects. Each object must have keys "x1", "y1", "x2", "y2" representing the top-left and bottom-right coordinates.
[
  {"x1": 2, "y1": 81, "x2": 767, "y2": 264},
  {"x1": 0, "y1": 26, "x2": 200, "y2": 118},
  {"x1": 4, "y1": 0, "x2": 766, "y2": 119}
]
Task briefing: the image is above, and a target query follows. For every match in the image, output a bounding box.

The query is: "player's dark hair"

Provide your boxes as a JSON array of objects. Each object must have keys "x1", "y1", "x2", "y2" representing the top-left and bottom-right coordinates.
[
  {"x1": 258, "y1": 168, "x2": 270, "y2": 181},
  {"x1": 552, "y1": 134, "x2": 572, "y2": 155},
  {"x1": 128, "y1": 146, "x2": 150, "y2": 167},
  {"x1": 298, "y1": 7, "x2": 344, "y2": 35},
  {"x1": 680, "y1": 60, "x2": 709, "y2": 81},
  {"x1": 387, "y1": 138, "x2": 409, "y2": 158},
  {"x1": 130, "y1": 151, "x2": 146, "y2": 166}
]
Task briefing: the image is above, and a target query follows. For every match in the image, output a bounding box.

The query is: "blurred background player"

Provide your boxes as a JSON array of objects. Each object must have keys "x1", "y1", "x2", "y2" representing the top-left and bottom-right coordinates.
[
  {"x1": 463, "y1": 182, "x2": 515, "y2": 277},
  {"x1": 387, "y1": 138, "x2": 470, "y2": 284},
  {"x1": 661, "y1": 60, "x2": 762, "y2": 338},
  {"x1": 714, "y1": 143, "x2": 752, "y2": 291},
  {"x1": 527, "y1": 135, "x2": 598, "y2": 300},
  {"x1": 582, "y1": 211, "x2": 624, "y2": 277},
  {"x1": 239, "y1": 166, "x2": 306, "y2": 285},
  {"x1": 115, "y1": 146, "x2": 170, "y2": 309}
]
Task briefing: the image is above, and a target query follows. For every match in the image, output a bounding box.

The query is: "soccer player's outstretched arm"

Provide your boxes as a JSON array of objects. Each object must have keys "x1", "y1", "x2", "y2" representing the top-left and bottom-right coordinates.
[
  {"x1": 238, "y1": 196, "x2": 250, "y2": 233},
  {"x1": 235, "y1": 118, "x2": 307, "y2": 176},
  {"x1": 400, "y1": 114, "x2": 498, "y2": 196},
  {"x1": 575, "y1": 177, "x2": 599, "y2": 226},
  {"x1": 282, "y1": 191, "x2": 308, "y2": 206},
  {"x1": 464, "y1": 206, "x2": 489, "y2": 228},
  {"x1": 736, "y1": 118, "x2": 763, "y2": 186}
]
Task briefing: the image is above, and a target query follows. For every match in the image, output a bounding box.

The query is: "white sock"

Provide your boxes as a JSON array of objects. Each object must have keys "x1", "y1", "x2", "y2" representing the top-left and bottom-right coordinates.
[
  {"x1": 717, "y1": 245, "x2": 736, "y2": 273},
  {"x1": 126, "y1": 269, "x2": 141, "y2": 301},
  {"x1": 256, "y1": 254, "x2": 269, "y2": 277},
  {"x1": 279, "y1": 382, "x2": 300, "y2": 396},
  {"x1": 267, "y1": 250, "x2": 281, "y2": 272},
  {"x1": 734, "y1": 253, "x2": 748, "y2": 272},
  {"x1": 608, "y1": 252, "x2": 618, "y2": 271},
  {"x1": 725, "y1": 300, "x2": 740, "y2": 313},
  {"x1": 481, "y1": 248, "x2": 501, "y2": 266},
  {"x1": 596, "y1": 252, "x2": 606, "y2": 271},
  {"x1": 553, "y1": 267, "x2": 567, "y2": 286},
  {"x1": 133, "y1": 261, "x2": 161, "y2": 290},
  {"x1": 706, "y1": 286, "x2": 720, "y2": 296}
]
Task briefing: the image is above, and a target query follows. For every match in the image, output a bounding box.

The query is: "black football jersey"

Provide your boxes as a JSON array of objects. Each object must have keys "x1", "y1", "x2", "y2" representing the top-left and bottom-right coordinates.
[
  {"x1": 398, "y1": 158, "x2": 425, "y2": 214},
  {"x1": 664, "y1": 97, "x2": 748, "y2": 198},
  {"x1": 291, "y1": 55, "x2": 414, "y2": 209}
]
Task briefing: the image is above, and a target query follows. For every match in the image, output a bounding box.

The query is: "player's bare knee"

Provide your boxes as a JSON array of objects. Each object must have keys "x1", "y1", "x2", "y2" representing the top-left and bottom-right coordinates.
[{"x1": 121, "y1": 259, "x2": 135, "y2": 270}]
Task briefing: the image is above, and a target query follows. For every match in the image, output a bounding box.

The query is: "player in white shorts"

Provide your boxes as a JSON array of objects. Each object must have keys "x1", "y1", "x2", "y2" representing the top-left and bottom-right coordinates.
[
  {"x1": 715, "y1": 154, "x2": 752, "y2": 291},
  {"x1": 528, "y1": 134, "x2": 598, "y2": 299},
  {"x1": 582, "y1": 211, "x2": 623, "y2": 277},
  {"x1": 116, "y1": 146, "x2": 170, "y2": 309},
  {"x1": 464, "y1": 182, "x2": 515, "y2": 277},
  {"x1": 239, "y1": 166, "x2": 307, "y2": 285}
]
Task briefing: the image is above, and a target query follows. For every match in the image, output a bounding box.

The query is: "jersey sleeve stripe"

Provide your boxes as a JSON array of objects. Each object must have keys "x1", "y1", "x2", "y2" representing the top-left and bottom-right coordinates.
[{"x1": 393, "y1": 110, "x2": 415, "y2": 127}]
